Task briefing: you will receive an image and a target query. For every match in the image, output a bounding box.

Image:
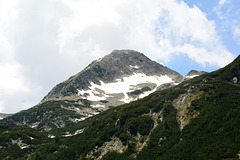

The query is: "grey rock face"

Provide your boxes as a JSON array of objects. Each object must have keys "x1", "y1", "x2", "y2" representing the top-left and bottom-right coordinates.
[
  {"x1": 42, "y1": 50, "x2": 183, "y2": 102},
  {"x1": 186, "y1": 70, "x2": 207, "y2": 77},
  {"x1": 188, "y1": 86, "x2": 198, "y2": 93},
  {"x1": 184, "y1": 70, "x2": 207, "y2": 80}
]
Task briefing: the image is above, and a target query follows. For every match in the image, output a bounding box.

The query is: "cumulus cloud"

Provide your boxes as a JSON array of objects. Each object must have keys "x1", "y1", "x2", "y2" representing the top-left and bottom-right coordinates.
[
  {"x1": 0, "y1": 63, "x2": 31, "y2": 113},
  {"x1": 154, "y1": 0, "x2": 234, "y2": 67},
  {"x1": 58, "y1": 0, "x2": 234, "y2": 65},
  {"x1": 214, "y1": 0, "x2": 240, "y2": 51},
  {"x1": 0, "y1": 63, "x2": 28, "y2": 93},
  {"x1": 219, "y1": 0, "x2": 231, "y2": 6},
  {"x1": 153, "y1": 0, "x2": 234, "y2": 66},
  {"x1": 0, "y1": 0, "x2": 235, "y2": 113}
]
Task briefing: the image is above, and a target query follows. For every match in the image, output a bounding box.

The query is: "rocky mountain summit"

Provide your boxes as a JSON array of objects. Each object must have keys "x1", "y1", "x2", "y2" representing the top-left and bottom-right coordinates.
[
  {"x1": 43, "y1": 50, "x2": 183, "y2": 103},
  {"x1": 185, "y1": 70, "x2": 207, "y2": 79},
  {"x1": 0, "y1": 50, "x2": 185, "y2": 130}
]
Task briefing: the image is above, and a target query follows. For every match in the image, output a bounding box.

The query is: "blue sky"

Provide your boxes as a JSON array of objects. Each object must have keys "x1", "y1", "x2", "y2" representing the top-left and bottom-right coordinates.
[
  {"x1": 0, "y1": 0, "x2": 239, "y2": 113},
  {"x1": 173, "y1": 0, "x2": 240, "y2": 74},
  {"x1": 166, "y1": 0, "x2": 240, "y2": 74}
]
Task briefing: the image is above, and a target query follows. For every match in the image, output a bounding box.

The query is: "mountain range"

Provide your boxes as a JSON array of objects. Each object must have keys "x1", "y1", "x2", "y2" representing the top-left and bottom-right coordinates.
[{"x1": 1, "y1": 50, "x2": 238, "y2": 160}]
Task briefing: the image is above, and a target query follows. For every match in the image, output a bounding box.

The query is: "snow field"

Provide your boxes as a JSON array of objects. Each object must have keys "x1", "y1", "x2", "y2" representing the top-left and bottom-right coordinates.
[{"x1": 77, "y1": 73, "x2": 173, "y2": 105}]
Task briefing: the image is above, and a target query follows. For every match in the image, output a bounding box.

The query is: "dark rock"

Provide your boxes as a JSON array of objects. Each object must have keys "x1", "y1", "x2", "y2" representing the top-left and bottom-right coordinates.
[
  {"x1": 188, "y1": 86, "x2": 198, "y2": 93},
  {"x1": 186, "y1": 70, "x2": 207, "y2": 77},
  {"x1": 233, "y1": 69, "x2": 240, "y2": 80}
]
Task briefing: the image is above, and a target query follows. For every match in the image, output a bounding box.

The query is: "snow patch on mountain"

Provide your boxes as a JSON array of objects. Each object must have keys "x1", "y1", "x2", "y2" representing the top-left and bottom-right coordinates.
[
  {"x1": 185, "y1": 70, "x2": 207, "y2": 80},
  {"x1": 130, "y1": 65, "x2": 139, "y2": 69},
  {"x1": 185, "y1": 75, "x2": 199, "y2": 79},
  {"x1": 63, "y1": 128, "x2": 85, "y2": 137},
  {"x1": 91, "y1": 104, "x2": 105, "y2": 108},
  {"x1": 77, "y1": 73, "x2": 173, "y2": 102}
]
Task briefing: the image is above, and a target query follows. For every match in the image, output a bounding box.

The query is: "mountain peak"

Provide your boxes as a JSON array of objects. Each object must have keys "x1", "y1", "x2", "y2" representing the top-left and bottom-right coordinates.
[
  {"x1": 82, "y1": 50, "x2": 146, "y2": 71},
  {"x1": 85, "y1": 50, "x2": 146, "y2": 70},
  {"x1": 42, "y1": 50, "x2": 183, "y2": 102},
  {"x1": 110, "y1": 49, "x2": 142, "y2": 55},
  {"x1": 185, "y1": 70, "x2": 207, "y2": 79},
  {"x1": 87, "y1": 50, "x2": 152, "y2": 72}
]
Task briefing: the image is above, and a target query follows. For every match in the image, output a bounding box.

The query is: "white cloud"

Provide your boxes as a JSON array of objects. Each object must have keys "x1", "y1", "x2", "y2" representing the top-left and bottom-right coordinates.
[
  {"x1": 0, "y1": 62, "x2": 35, "y2": 113},
  {"x1": 0, "y1": 63, "x2": 28, "y2": 94},
  {"x1": 0, "y1": 0, "x2": 235, "y2": 113},
  {"x1": 233, "y1": 26, "x2": 240, "y2": 45},
  {"x1": 0, "y1": 0, "x2": 19, "y2": 21},
  {"x1": 219, "y1": 0, "x2": 231, "y2": 6},
  {"x1": 175, "y1": 44, "x2": 233, "y2": 67},
  {"x1": 58, "y1": 0, "x2": 234, "y2": 66},
  {"x1": 0, "y1": 60, "x2": 43, "y2": 113},
  {"x1": 0, "y1": 34, "x2": 14, "y2": 62},
  {"x1": 214, "y1": 0, "x2": 240, "y2": 51},
  {"x1": 153, "y1": 0, "x2": 234, "y2": 66},
  {"x1": 0, "y1": 101, "x2": 4, "y2": 113}
]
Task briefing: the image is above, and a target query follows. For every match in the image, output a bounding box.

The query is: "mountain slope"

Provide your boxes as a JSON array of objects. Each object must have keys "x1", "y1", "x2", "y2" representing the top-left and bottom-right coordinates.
[
  {"x1": 0, "y1": 50, "x2": 183, "y2": 130},
  {"x1": 1, "y1": 55, "x2": 239, "y2": 159},
  {"x1": 42, "y1": 55, "x2": 240, "y2": 159}
]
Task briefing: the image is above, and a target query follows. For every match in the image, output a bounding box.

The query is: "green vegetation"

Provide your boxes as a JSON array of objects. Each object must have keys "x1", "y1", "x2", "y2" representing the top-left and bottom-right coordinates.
[
  {"x1": 100, "y1": 100, "x2": 109, "y2": 103},
  {"x1": 0, "y1": 125, "x2": 50, "y2": 160},
  {"x1": 130, "y1": 89, "x2": 142, "y2": 95},
  {"x1": 0, "y1": 99, "x2": 91, "y2": 130},
  {"x1": 130, "y1": 87, "x2": 152, "y2": 95}
]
